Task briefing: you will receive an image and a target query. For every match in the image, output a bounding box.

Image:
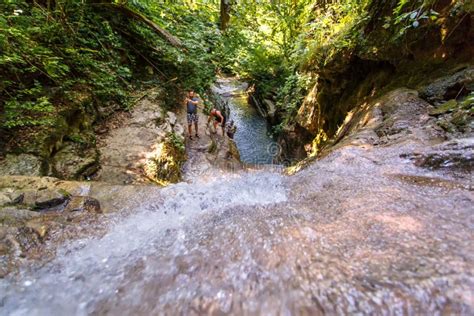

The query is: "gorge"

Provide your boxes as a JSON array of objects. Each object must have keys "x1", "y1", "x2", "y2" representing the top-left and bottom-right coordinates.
[{"x1": 0, "y1": 0, "x2": 472, "y2": 314}]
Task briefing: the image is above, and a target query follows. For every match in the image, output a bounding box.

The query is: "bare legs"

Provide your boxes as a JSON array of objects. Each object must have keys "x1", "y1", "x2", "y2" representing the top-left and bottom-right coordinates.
[
  {"x1": 188, "y1": 121, "x2": 199, "y2": 139},
  {"x1": 212, "y1": 121, "x2": 224, "y2": 136}
]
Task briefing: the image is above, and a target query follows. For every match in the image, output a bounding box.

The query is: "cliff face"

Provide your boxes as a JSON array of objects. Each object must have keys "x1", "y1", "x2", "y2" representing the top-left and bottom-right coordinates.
[{"x1": 278, "y1": 0, "x2": 473, "y2": 160}]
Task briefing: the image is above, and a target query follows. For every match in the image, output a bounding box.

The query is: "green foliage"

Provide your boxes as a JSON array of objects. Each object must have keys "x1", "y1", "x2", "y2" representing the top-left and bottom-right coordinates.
[
  {"x1": 4, "y1": 97, "x2": 55, "y2": 128},
  {"x1": 0, "y1": 0, "x2": 132, "y2": 129},
  {"x1": 130, "y1": 2, "x2": 220, "y2": 94},
  {"x1": 168, "y1": 132, "x2": 185, "y2": 153},
  {"x1": 2, "y1": 82, "x2": 55, "y2": 128},
  {"x1": 215, "y1": 0, "x2": 312, "y2": 77},
  {"x1": 462, "y1": 92, "x2": 474, "y2": 111},
  {"x1": 299, "y1": 0, "x2": 371, "y2": 70},
  {"x1": 0, "y1": 0, "x2": 221, "y2": 133},
  {"x1": 389, "y1": 0, "x2": 440, "y2": 40},
  {"x1": 3, "y1": 0, "x2": 468, "y2": 154},
  {"x1": 268, "y1": 72, "x2": 312, "y2": 135},
  {"x1": 276, "y1": 73, "x2": 312, "y2": 116}
]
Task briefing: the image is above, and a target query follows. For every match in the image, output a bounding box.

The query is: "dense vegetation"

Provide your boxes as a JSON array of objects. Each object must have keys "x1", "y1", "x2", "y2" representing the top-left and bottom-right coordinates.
[
  {"x1": 218, "y1": 0, "x2": 472, "y2": 139},
  {"x1": 0, "y1": 0, "x2": 222, "y2": 154},
  {"x1": 1, "y1": 0, "x2": 472, "y2": 163}
]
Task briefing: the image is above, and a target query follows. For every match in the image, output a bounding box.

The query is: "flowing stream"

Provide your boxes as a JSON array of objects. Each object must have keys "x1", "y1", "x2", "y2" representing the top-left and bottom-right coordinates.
[
  {"x1": 0, "y1": 81, "x2": 473, "y2": 315},
  {"x1": 212, "y1": 78, "x2": 276, "y2": 164}
]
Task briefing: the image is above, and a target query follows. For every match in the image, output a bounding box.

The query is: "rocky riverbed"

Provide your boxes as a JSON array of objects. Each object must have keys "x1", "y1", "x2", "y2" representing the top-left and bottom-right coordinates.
[{"x1": 0, "y1": 82, "x2": 472, "y2": 314}]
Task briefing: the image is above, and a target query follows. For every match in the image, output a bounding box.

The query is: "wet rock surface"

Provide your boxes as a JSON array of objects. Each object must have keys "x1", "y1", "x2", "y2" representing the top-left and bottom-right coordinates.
[
  {"x1": 401, "y1": 138, "x2": 474, "y2": 173},
  {"x1": 180, "y1": 90, "x2": 242, "y2": 182},
  {"x1": 0, "y1": 84, "x2": 472, "y2": 314},
  {"x1": 181, "y1": 116, "x2": 242, "y2": 182},
  {"x1": 64, "y1": 196, "x2": 101, "y2": 214},
  {"x1": 0, "y1": 176, "x2": 105, "y2": 276}
]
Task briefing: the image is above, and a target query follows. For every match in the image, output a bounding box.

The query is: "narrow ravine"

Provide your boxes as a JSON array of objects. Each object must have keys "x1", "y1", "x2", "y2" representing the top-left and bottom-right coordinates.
[
  {"x1": 1, "y1": 1, "x2": 472, "y2": 315},
  {"x1": 0, "y1": 88, "x2": 472, "y2": 314},
  {"x1": 212, "y1": 78, "x2": 277, "y2": 165}
]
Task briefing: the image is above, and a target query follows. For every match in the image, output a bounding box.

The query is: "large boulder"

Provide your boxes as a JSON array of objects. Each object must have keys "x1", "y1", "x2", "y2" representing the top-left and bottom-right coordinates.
[
  {"x1": 0, "y1": 154, "x2": 44, "y2": 177},
  {"x1": 0, "y1": 176, "x2": 90, "y2": 208},
  {"x1": 420, "y1": 67, "x2": 474, "y2": 105},
  {"x1": 53, "y1": 142, "x2": 99, "y2": 180},
  {"x1": 0, "y1": 207, "x2": 40, "y2": 225},
  {"x1": 402, "y1": 138, "x2": 474, "y2": 172}
]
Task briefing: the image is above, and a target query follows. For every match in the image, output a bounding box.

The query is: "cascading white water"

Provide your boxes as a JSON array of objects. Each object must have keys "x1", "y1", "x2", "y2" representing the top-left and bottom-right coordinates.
[
  {"x1": 1, "y1": 83, "x2": 473, "y2": 315},
  {"x1": 0, "y1": 171, "x2": 287, "y2": 315}
]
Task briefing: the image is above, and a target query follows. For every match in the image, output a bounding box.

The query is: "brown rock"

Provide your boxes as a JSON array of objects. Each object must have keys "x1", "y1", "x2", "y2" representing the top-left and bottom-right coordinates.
[
  {"x1": 64, "y1": 196, "x2": 102, "y2": 213},
  {"x1": 25, "y1": 221, "x2": 48, "y2": 239},
  {"x1": 0, "y1": 241, "x2": 9, "y2": 255}
]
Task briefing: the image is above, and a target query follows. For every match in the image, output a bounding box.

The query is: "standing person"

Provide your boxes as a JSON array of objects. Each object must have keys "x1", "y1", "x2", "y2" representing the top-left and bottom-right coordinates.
[
  {"x1": 207, "y1": 108, "x2": 226, "y2": 136},
  {"x1": 185, "y1": 90, "x2": 200, "y2": 140}
]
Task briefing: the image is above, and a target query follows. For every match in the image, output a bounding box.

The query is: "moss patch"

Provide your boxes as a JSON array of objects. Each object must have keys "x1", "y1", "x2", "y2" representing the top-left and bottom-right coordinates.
[{"x1": 143, "y1": 133, "x2": 186, "y2": 185}]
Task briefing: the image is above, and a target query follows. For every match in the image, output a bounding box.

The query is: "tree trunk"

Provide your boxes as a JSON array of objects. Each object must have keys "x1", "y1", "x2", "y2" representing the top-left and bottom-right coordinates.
[
  {"x1": 96, "y1": 3, "x2": 183, "y2": 48},
  {"x1": 220, "y1": 0, "x2": 231, "y2": 31}
]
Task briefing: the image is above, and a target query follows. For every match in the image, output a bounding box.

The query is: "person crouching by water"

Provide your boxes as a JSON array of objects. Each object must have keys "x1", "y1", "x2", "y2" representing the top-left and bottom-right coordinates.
[
  {"x1": 208, "y1": 108, "x2": 226, "y2": 136},
  {"x1": 226, "y1": 119, "x2": 236, "y2": 139},
  {"x1": 185, "y1": 90, "x2": 200, "y2": 140}
]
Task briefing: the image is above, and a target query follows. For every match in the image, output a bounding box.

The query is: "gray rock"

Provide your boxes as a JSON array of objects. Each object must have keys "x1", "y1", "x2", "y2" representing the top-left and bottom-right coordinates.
[
  {"x1": 0, "y1": 206, "x2": 40, "y2": 223},
  {"x1": 173, "y1": 123, "x2": 185, "y2": 137},
  {"x1": 263, "y1": 99, "x2": 276, "y2": 118},
  {"x1": 0, "y1": 154, "x2": 43, "y2": 177},
  {"x1": 0, "y1": 189, "x2": 26, "y2": 207},
  {"x1": 53, "y1": 142, "x2": 99, "y2": 180},
  {"x1": 12, "y1": 193, "x2": 24, "y2": 205},
  {"x1": 402, "y1": 138, "x2": 474, "y2": 172},
  {"x1": 420, "y1": 67, "x2": 474, "y2": 104},
  {"x1": 166, "y1": 111, "x2": 177, "y2": 126},
  {"x1": 0, "y1": 188, "x2": 15, "y2": 206},
  {"x1": 97, "y1": 102, "x2": 120, "y2": 119},
  {"x1": 0, "y1": 175, "x2": 90, "y2": 206},
  {"x1": 159, "y1": 122, "x2": 173, "y2": 134}
]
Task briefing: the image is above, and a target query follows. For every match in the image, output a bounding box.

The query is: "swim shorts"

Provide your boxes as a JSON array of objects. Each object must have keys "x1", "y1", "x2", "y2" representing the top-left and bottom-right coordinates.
[{"x1": 187, "y1": 112, "x2": 198, "y2": 124}]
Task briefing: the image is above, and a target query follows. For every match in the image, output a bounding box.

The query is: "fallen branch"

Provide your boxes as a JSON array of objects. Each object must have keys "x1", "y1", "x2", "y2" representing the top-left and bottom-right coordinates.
[{"x1": 94, "y1": 3, "x2": 183, "y2": 49}]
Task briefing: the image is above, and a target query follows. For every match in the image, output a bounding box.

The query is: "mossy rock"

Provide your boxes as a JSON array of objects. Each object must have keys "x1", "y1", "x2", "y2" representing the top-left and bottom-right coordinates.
[
  {"x1": 143, "y1": 134, "x2": 186, "y2": 184},
  {"x1": 451, "y1": 110, "x2": 469, "y2": 128},
  {"x1": 429, "y1": 99, "x2": 458, "y2": 116},
  {"x1": 52, "y1": 142, "x2": 100, "y2": 180},
  {"x1": 436, "y1": 119, "x2": 455, "y2": 133},
  {"x1": 0, "y1": 154, "x2": 45, "y2": 177},
  {"x1": 208, "y1": 139, "x2": 217, "y2": 154},
  {"x1": 461, "y1": 93, "x2": 474, "y2": 110}
]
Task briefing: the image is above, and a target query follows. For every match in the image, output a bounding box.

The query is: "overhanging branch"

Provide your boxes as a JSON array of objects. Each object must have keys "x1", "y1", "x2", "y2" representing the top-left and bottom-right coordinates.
[{"x1": 96, "y1": 3, "x2": 184, "y2": 49}]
